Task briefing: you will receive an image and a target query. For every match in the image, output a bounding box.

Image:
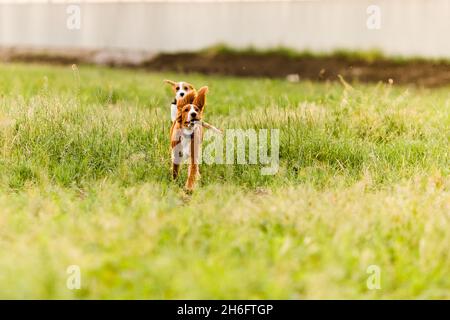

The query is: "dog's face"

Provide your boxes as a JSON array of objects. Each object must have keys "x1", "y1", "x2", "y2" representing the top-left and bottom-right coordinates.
[
  {"x1": 176, "y1": 86, "x2": 208, "y2": 128},
  {"x1": 164, "y1": 80, "x2": 195, "y2": 100},
  {"x1": 180, "y1": 104, "x2": 201, "y2": 127}
]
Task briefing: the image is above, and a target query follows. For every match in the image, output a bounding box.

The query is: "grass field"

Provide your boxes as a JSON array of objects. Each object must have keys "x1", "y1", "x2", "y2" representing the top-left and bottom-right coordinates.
[{"x1": 0, "y1": 63, "x2": 448, "y2": 299}]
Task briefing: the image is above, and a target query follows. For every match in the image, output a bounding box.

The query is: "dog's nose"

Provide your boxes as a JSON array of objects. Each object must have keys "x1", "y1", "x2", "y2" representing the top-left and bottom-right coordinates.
[
  {"x1": 190, "y1": 112, "x2": 197, "y2": 118},
  {"x1": 179, "y1": 92, "x2": 185, "y2": 97}
]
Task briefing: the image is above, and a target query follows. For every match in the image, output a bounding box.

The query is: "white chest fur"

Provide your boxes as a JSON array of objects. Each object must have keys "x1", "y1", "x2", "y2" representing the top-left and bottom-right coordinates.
[
  {"x1": 172, "y1": 128, "x2": 194, "y2": 164},
  {"x1": 181, "y1": 128, "x2": 194, "y2": 160},
  {"x1": 171, "y1": 103, "x2": 178, "y2": 122}
]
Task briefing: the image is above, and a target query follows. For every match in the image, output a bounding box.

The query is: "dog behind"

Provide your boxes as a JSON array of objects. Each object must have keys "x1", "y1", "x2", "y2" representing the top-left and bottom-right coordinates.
[{"x1": 164, "y1": 80, "x2": 196, "y2": 122}]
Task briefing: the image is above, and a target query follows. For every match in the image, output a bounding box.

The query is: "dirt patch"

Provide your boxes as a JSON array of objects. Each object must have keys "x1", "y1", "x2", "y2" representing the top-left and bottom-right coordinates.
[
  {"x1": 0, "y1": 47, "x2": 156, "y2": 67},
  {"x1": 143, "y1": 52, "x2": 450, "y2": 87},
  {"x1": 2, "y1": 47, "x2": 450, "y2": 87}
]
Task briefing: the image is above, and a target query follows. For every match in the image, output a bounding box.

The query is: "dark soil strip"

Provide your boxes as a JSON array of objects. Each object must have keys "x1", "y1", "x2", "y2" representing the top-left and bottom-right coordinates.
[
  {"x1": 142, "y1": 52, "x2": 450, "y2": 87},
  {"x1": 2, "y1": 48, "x2": 450, "y2": 87}
]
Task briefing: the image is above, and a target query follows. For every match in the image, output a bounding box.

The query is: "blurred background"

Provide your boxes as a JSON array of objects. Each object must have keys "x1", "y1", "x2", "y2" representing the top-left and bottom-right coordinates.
[
  {"x1": 1, "y1": 0, "x2": 449, "y2": 86},
  {"x1": 0, "y1": 0, "x2": 449, "y2": 58}
]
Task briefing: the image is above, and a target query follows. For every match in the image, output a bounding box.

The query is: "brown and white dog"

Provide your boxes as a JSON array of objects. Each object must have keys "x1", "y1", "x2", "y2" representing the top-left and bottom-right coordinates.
[
  {"x1": 164, "y1": 80, "x2": 196, "y2": 122},
  {"x1": 169, "y1": 86, "x2": 208, "y2": 192},
  {"x1": 164, "y1": 79, "x2": 222, "y2": 135}
]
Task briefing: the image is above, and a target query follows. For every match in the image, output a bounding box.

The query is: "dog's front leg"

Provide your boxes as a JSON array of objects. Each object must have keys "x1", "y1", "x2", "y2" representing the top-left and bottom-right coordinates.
[
  {"x1": 185, "y1": 163, "x2": 198, "y2": 192},
  {"x1": 171, "y1": 130, "x2": 183, "y2": 180},
  {"x1": 185, "y1": 127, "x2": 202, "y2": 191},
  {"x1": 173, "y1": 163, "x2": 180, "y2": 180}
]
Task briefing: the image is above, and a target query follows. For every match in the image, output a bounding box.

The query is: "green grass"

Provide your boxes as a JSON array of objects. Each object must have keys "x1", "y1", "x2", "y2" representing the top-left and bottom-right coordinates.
[
  {"x1": 0, "y1": 63, "x2": 449, "y2": 299},
  {"x1": 199, "y1": 44, "x2": 450, "y2": 64},
  {"x1": 200, "y1": 43, "x2": 385, "y2": 62}
]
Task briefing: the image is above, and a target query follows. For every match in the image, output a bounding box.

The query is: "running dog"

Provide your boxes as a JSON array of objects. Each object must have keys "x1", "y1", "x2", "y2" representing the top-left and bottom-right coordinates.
[
  {"x1": 164, "y1": 79, "x2": 222, "y2": 134},
  {"x1": 169, "y1": 87, "x2": 208, "y2": 192}
]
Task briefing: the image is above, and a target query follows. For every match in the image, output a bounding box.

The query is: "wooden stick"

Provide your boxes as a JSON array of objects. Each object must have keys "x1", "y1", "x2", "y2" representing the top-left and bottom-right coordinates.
[{"x1": 194, "y1": 120, "x2": 223, "y2": 134}]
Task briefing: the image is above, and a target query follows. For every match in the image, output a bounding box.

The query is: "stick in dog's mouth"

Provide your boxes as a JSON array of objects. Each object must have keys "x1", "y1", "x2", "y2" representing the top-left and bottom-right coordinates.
[{"x1": 191, "y1": 120, "x2": 223, "y2": 134}]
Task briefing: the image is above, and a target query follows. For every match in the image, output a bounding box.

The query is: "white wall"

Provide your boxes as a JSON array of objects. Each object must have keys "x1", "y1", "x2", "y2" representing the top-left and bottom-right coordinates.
[{"x1": 0, "y1": 0, "x2": 449, "y2": 58}]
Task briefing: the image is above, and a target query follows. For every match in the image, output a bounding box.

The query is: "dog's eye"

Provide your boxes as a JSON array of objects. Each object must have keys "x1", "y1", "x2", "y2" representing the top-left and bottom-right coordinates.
[
  {"x1": 176, "y1": 87, "x2": 180, "y2": 90},
  {"x1": 184, "y1": 86, "x2": 188, "y2": 91}
]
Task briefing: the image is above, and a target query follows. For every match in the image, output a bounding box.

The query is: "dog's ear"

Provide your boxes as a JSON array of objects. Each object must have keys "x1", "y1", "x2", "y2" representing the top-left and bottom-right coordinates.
[
  {"x1": 164, "y1": 79, "x2": 176, "y2": 86},
  {"x1": 193, "y1": 86, "x2": 208, "y2": 110},
  {"x1": 176, "y1": 91, "x2": 196, "y2": 109},
  {"x1": 176, "y1": 111, "x2": 183, "y2": 124},
  {"x1": 164, "y1": 79, "x2": 177, "y2": 88}
]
